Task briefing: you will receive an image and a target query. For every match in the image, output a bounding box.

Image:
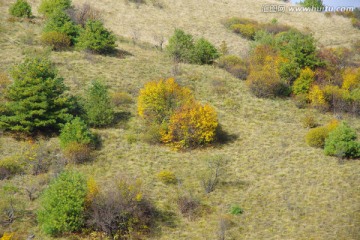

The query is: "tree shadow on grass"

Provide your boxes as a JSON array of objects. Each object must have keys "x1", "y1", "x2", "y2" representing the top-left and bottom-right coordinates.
[
  {"x1": 108, "y1": 48, "x2": 133, "y2": 59},
  {"x1": 216, "y1": 124, "x2": 239, "y2": 145}
]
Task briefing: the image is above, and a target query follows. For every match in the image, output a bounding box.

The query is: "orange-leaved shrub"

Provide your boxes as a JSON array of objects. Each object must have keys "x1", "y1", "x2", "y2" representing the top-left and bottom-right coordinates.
[
  {"x1": 161, "y1": 102, "x2": 218, "y2": 148},
  {"x1": 138, "y1": 78, "x2": 194, "y2": 124}
]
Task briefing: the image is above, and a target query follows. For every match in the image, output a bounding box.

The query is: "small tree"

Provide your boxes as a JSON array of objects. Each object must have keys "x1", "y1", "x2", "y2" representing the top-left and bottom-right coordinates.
[
  {"x1": 43, "y1": 9, "x2": 80, "y2": 45},
  {"x1": 76, "y1": 20, "x2": 117, "y2": 54},
  {"x1": 166, "y1": 29, "x2": 195, "y2": 63},
  {"x1": 39, "y1": 0, "x2": 72, "y2": 17},
  {"x1": 9, "y1": 0, "x2": 32, "y2": 18},
  {"x1": 0, "y1": 57, "x2": 73, "y2": 135},
  {"x1": 193, "y1": 38, "x2": 219, "y2": 64},
  {"x1": 138, "y1": 78, "x2": 194, "y2": 124},
  {"x1": 37, "y1": 171, "x2": 87, "y2": 236},
  {"x1": 324, "y1": 122, "x2": 360, "y2": 158},
  {"x1": 59, "y1": 117, "x2": 94, "y2": 149},
  {"x1": 84, "y1": 80, "x2": 114, "y2": 127}
]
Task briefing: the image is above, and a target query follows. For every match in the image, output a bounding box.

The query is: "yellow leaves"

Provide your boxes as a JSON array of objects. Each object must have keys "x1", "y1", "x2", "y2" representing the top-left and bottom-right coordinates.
[
  {"x1": 138, "y1": 78, "x2": 219, "y2": 149},
  {"x1": 86, "y1": 177, "x2": 99, "y2": 205},
  {"x1": 138, "y1": 78, "x2": 194, "y2": 123},
  {"x1": 161, "y1": 101, "x2": 218, "y2": 149},
  {"x1": 308, "y1": 85, "x2": 326, "y2": 107},
  {"x1": 0, "y1": 233, "x2": 14, "y2": 240},
  {"x1": 342, "y1": 67, "x2": 360, "y2": 91}
]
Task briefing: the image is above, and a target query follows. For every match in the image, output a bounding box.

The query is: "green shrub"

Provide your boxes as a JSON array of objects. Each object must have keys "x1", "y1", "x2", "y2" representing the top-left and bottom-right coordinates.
[
  {"x1": 37, "y1": 171, "x2": 87, "y2": 236},
  {"x1": 157, "y1": 170, "x2": 177, "y2": 184},
  {"x1": 43, "y1": 9, "x2": 80, "y2": 45},
  {"x1": 0, "y1": 156, "x2": 24, "y2": 180},
  {"x1": 217, "y1": 55, "x2": 248, "y2": 79},
  {"x1": 229, "y1": 205, "x2": 243, "y2": 215},
  {"x1": 83, "y1": 80, "x2": 114, "y2": 127},
  {"x1": 0, "y1": 57, "x2": 73, "y2": 135},
  {"x1": 192, "y1": 38, "x2": 219, "y2": 64},
  {"x1": 324, "y1": 122, "x2": 360, "y2": 158},
  {"x1": 292, "y1": 67, "x2": 315, "y2": 95},
  {"x1": 76, "y1": 20, "x2": 117, "y2": 54},
  {"x1": 9, "y1": 0, "x2": 32, "y2": 18},
  {"x1": 166, "y1": 29, "x2": 195, "y2": 63},
  {"x1": 59, "y1": 117, "x2": 94, "y2": 149},
  {"x1": 38, "y1": 0, "x2": 72, "y2": 17},
  {"x1": 41, "y1": 31, "x2": 71, "y2": 50}
]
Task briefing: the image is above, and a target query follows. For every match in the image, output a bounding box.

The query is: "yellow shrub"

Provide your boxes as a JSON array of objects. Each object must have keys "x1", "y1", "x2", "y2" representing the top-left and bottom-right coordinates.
[
  {"x1": 138, "y1": 78, "x2": 194, "y2": 124},
  {"x1": 157, "y1": 170, "x2": 177, "y2": 184},
  {"x1": 305, "y1": 119, "x2": 339, "y2": 148},
  {"x1": 342, "y1": 68, "x2": 360, "y2": 91},
  {"x1": 161, "y1": 102, "x2": 218, "y2": 149},
  {"x1": 247, "y1": 55, "x2": 290, "y2": 98},
  {"x1": 86, "y1": 177, "x2": 99, "y2": 205},
  {"x1": 41, "y1": 31, "x2": 71, "y2": 51},
  {"x1": 308, "y1": 85, "x2": 327, "y2": 110}
]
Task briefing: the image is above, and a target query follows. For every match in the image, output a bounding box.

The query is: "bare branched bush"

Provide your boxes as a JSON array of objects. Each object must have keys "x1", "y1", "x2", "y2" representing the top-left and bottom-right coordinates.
[
  {"x1": 200, "y1": 155, "x2": 227, "y2": 193},
  {"x1": 67, "y1": 3, "x2": 102, "y2": 27}
]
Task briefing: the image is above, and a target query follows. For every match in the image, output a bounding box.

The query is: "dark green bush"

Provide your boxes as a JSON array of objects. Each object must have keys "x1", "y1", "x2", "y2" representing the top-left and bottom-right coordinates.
[
  {"x1": 83, "y1": 80, "x2": 114, "y2": 127},
  {"x1": 37, "y1": 171, "x2": 87, "y2": 236},
  {"x1": 324, "y1": 122, "x2": 360, "y2": 158},
  {"x1": 38, "y1": 0, "x2": 72, "y2": 17},
  {"x1": 59, "y1": 117, "x2": 94, "y2": 149},
  {"x1": 76, "y1": 20, "x2": 117, "y2": 54},
  {"x1": 9, "y1": 0, "x2": 32, "y2": 18},
  {"x1": 43, "y1": 9, "x2": 80, "y2": 45},
  {"x1": 193, "y1": 38, "x2": 219, "y2": 64},
  {"x1": 166, "y1": 29, "x2": 195, "y2": 63},
  {"x1": 41, "y1": 31, "x2": 71, "y2": 50},
  {"x1": 0, "y1": 57, "x2": 73, "y2": 135}
]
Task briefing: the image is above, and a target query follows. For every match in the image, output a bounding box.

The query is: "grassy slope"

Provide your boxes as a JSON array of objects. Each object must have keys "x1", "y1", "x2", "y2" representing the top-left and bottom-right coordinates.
[{"x1": 0, "y1": 0, "x2": 360, "y2": 239}]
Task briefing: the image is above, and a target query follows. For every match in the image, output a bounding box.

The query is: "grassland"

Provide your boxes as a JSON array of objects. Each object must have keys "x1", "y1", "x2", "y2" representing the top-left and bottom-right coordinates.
[{"x1": 0, "y1": 0, "x2": 360, "y2": 239}]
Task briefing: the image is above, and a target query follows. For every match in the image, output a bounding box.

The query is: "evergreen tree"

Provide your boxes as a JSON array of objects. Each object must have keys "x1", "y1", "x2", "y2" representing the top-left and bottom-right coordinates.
[
  {"x1": 84, "y1": 80, "x2": 114, "y2": 127},
  {"x1": 0, "y1": 57, "x2": 73, "y2": 135}
]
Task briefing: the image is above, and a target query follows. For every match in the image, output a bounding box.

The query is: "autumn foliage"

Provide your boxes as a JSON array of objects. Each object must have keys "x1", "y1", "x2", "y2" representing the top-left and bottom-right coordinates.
[
  {"x1": 161, "y1": 102, "x2": 218, "y2": 148},
  {"x1": 138, "y1": 78, "x2": 219, "y2": 149}
]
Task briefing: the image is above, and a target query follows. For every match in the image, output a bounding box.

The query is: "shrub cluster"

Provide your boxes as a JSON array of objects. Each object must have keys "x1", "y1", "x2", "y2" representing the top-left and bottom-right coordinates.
[
  {"x1": 39, "y1": 0, "x2": 117, "y2": 54},
  {"x1": 138, "y1": 78, "x2": 219, "y2": 149},
  {"x1": 9, "y1": 0, "x2": 32, "y2": 18},
  {"x1": 166, "y1": 29, "x2": 219, "y2": 64},
  {"x1": 223, "y1": 17, "x2": 291, "y2": 40},
  {"x1": 306, "y1": 120, "x2": 360, "y2": 158}
]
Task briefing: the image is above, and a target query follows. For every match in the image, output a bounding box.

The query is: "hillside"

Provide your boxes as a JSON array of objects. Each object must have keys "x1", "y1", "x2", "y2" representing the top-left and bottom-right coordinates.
[{"x1": 0, "y1": 0, "x2": 360, "y2": 239}]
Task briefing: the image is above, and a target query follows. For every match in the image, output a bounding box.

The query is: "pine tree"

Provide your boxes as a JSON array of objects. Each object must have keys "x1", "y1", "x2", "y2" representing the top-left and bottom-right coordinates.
[
  {"x1": 0, "y1": 57, "x2": 73, "y2": 135},
  {"x1": 83, "y1": 80, "x2": 114, "y2": 127}
]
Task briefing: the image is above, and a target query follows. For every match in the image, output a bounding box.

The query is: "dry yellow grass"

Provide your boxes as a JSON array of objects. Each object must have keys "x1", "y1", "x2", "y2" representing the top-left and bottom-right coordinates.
[{"x1": 0, "y1": 0, "x2": 360, "y2": 239}]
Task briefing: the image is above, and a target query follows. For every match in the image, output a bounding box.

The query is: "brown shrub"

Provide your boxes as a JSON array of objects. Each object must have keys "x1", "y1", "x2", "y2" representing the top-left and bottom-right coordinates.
[{"x1": 62, "y1": 142, "x2": 92, "y2": 164}]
